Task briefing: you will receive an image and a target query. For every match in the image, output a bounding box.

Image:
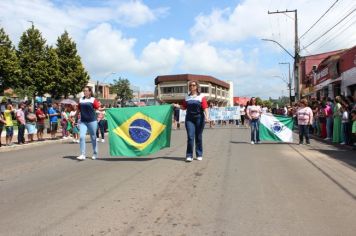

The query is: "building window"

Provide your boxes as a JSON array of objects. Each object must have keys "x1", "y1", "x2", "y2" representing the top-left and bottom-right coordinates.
[
  {"x1": 212, "y1": 87, "x2": 216, "y2": 94},
  {"x1": 201, "y1": 87, "x2": 209, "y2": 93},
  {"x1": 161, "y1": 86, "x2": 185, "y2": 94},
  {"x1": 217, "y1": 89, "x2": 221, "y2": 96}
]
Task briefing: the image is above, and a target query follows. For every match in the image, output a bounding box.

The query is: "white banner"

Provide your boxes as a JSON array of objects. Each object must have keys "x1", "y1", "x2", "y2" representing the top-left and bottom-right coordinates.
[{"x1": 178, "y1": 106, "x2": 241, "y2": 122}]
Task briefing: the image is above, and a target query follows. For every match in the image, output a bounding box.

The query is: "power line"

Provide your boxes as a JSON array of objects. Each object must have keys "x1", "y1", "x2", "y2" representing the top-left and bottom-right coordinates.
[
  {"x1": 302, "y1": 7, "x2": 356, "y2": 50},
  {"x1": 300, "y1": 0, "x2": 340, "y2": 39},
  {"x1": 309, "y1": 13, "x2": 356, "y2": 53}
]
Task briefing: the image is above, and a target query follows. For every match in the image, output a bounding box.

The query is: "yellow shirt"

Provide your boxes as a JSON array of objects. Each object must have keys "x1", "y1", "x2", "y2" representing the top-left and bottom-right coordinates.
[{"x1": 4, "y1": 109, "x2": 13, "y2": 127}]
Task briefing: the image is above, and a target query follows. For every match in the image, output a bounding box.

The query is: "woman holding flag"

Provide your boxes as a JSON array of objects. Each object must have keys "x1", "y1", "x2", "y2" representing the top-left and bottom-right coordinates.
[
  {"x1": 76, "y1": 86, "x2": 101, "y2": 160},
  {"x1": 175, "y1": 81, "x2": 209, "y2": 162},
  {"x1": 247, "y1": 97, "x2": 262, "y2": 144}
]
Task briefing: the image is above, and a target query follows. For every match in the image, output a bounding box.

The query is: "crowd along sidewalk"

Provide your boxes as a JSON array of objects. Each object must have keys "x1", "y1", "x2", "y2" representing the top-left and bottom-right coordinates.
[{"x1": 0, "y1": 128, "x2": 71, "y2": 152}]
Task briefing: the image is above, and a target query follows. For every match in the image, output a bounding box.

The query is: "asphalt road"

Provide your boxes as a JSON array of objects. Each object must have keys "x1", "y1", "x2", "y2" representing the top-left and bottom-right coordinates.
[{"x1": 0, "y1": 127, "x2": 355, "y2": 236}]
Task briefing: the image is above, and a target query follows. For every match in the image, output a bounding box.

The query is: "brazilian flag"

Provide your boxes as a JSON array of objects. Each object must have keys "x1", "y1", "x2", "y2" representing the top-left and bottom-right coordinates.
[{"x1": 106, "y1": 105, "x2": 173, "y2": 157}]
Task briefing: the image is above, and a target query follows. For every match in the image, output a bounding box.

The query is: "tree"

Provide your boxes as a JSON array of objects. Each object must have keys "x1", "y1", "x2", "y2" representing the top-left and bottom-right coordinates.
[
  {"x1": 55, "y1": 31, "x2": 89, "y2": 98},
  {"x1": 255, "y1": 97, "x2": 263, "y2": 106},
  {"x1": 17, "y1": 24, "x2": 55, "y2": 99},
  {"x1": 110, "y1": 77, "x2": 133, "y2": 106},
  {"x1": 0, "y1": 28, "x2": 21, "y2": 94}
]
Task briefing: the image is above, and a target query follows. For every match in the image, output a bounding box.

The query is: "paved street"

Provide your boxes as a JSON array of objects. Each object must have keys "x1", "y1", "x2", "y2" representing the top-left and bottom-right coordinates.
[{"x1": 0, "y1": 127, "x2": 355, "y2": 236}]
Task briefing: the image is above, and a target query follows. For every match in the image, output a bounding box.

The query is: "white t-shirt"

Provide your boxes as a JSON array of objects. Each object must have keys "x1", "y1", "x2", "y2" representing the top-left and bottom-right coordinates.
[
  {"x1": 247, "y1": 105, "x2": 262, "y2": 119},
  {"x1": 240, "y1": 107, "x2": 245, "y2": 116},
  {"x1": 262, "y1": 107, "x2": 268, "y2": 114}
]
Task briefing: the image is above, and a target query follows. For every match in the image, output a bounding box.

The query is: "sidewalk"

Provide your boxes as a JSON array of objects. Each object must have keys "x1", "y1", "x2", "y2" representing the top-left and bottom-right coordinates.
[{"x1": 0, "y1": 128, "x2": 70, "y2": 152}]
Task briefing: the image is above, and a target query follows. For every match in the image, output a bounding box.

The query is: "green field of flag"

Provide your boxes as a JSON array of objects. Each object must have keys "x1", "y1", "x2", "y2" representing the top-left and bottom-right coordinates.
[
  {"x1": 106, "y1": 105, "x2": 173, "y2": 157},
  {"x1": 259, "y1": 114, "x2": 294, "y2": 142}
]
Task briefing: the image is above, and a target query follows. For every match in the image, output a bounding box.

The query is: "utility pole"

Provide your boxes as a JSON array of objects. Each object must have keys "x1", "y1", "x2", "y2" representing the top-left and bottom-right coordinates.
[
  {"x1": 279, "y1": 62, "x2": 292, "y2": 106},
  {"x1": 268, "y1": 9, "x2": 300, "y2": 101}
]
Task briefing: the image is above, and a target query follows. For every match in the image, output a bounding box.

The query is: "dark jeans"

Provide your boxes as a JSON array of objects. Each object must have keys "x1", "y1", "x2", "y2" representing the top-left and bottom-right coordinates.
[
  {"x1": 298, "y1": 125, "x2": 310, "y2": 144},
  {"x1": 342, "y1": 122, "x2": 351, "y2": 145},
  {"x1": 96, "y1": 120, "x2": 106, "y2": 139},
  {"x1": 250, "y1": 119, "x2": 260, "y2": 142},
  {"x1": 241, "y1": 115, "x2": 245, "y2": 125},
  {"x1": 185, "y1": 115, "x2": 205, "y2": 158},
  {"x1": 18, "y1": 124, "x2": 26, "y2": 144}
]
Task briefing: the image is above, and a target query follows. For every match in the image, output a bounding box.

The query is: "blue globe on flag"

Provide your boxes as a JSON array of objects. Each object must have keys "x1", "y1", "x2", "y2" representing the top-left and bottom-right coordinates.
[{"x1": 129, "y1": 119, "x2": 152, "y2": 143}]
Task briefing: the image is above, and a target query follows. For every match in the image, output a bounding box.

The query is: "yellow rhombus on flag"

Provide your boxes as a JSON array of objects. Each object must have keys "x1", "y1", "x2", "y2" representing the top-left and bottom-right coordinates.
[{"x1": 106, "y1": 105, "x2": 173, "y2": 157}]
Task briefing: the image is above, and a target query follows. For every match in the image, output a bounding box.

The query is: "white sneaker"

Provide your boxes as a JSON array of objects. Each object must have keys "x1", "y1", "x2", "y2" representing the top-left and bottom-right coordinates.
[
  {"x1": 91, "y1": 154, "x2": 97, "y2": 160},
  {"x1": 96, "y1": 138, "x2": 100, "y2": 142},
  {"x1": 340, "y1": 142, "x2": 346, "y2": 145},
  {"x1": 101, "y1": 139, "x2": 105, "y2": 143},
  {"x1": 76, "y1": 154, "x2": 86, "y2": 160},
  {"x1": 186, "y1": 157, "x2": 193, "y2": 162},
  {"x1": 197, "y1": 156, "x2": 203, "y2": 161},
  {"x1": 251, "y1": 141, "x2": 255, "y2": 145}
]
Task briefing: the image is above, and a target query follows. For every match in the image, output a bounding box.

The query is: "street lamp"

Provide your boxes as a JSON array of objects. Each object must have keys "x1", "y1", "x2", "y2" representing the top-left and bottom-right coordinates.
[
  {"x1": 262, "y1": 38, "x2": 300, "y2": 101},
  {"x1": 261, "y1": 39, "x2": 294, "y2": 59},
  {"x1": 279, "y1": 62, "x2": 292, "y2": 105}
]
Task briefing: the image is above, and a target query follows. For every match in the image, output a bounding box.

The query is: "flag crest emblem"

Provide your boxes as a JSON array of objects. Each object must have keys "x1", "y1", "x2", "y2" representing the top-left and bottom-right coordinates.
[{"x1": 113, "y1": 112, "x2": 166, "y2": 151}]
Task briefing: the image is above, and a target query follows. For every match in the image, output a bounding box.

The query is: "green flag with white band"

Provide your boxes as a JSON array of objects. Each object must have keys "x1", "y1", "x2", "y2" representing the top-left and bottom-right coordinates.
[{"x1": 259, "y1": 114, "x2": 294, "y2": 142}]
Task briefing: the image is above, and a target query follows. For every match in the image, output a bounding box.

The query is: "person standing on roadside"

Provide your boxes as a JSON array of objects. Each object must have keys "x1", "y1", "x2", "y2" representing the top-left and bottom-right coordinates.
[
  {"x1": 16, "y1": 103, "x2": 26, "y2": 145},
  {"x1": 297, "y1": 99, "x2": 313, "y2": 145},
  {"x1": 3, "y1": 104, "x2": 15, "y2": 146},
  {"x1": 25, "y1": 106, "x2": 37, "y2": 142},
  {"x1": 175, "y1": 81, "x2": 209, "y2": 162},
  {"x1": 324, "y1": 98, "x2": 333, "y2": 140},
  {"x1": 246, "y1": 97, "x2": 262, "y2": 144},
  {"x1": 333, "y1": 96, "x2": 343, "y2": 143},
  {"x1": 48, "y1": 103, "x2": 59, "y2": 140},
  {"x1": 76, "y1": 86, "x2": 101, "y2": 160},
  {"x1": 0, "y1": 111, "x2": 5, "y2": 147},
  {"x1": 69, "y1": 105, "x2": 80, "y2": 143},
  {"x1": 35, "y1": 104, "x2": 46, "y2": 141}
]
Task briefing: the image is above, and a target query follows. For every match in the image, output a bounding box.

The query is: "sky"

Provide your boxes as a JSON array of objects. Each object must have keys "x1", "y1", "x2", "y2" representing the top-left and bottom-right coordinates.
[{"x1": 1, "y1": 0, "x2": 355, "y2": 99}]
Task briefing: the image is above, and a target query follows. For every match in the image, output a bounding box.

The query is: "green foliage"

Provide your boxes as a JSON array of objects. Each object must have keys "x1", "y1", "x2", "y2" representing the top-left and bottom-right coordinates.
[
  {"x1": 55, "y1": 31, "x2": 89, "y2": 98},
  {"x1": 110, "y1": 77, "x2": 133, "y2": 105},
  {"x1": 0, "y1": 28, "x2": 21, "y2": 94},
  {"x1": 255, "y1": 97, "x2": 263, "y2": 106},
  {"x1": 262, "y1": 100, "x2": 273, "y2": 108},
  {"x1": 17, "y1": 25, "x2": 50, "y2": 97}
]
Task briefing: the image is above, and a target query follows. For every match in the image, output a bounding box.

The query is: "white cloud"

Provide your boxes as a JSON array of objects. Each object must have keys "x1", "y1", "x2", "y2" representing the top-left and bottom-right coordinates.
[
  {"x1": 82, "y1": 24, "x2": 185, "y2": 77},
  {"x1": 190, "y1": 0, "x2": 356, "y2": 55},
  {"x1": 0, "y1": 0, "x2": 168, "y2": 45},
  {"x1": 181, "y1": 42, "x2": 256, "y2": 78},
  {"x1": 114, "y1": 1, "x2": 169, "y2": 27}
]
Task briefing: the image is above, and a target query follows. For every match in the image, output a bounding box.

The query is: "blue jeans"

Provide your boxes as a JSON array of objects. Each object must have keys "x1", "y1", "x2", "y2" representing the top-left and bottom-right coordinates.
[
  {"x1": 80, "y1": 121, "x2": 98, "y2": 156},
  {"x1": 298, "y1": 125, "x2": 310, "y2": 144},
  {"x1": 326, "y1": 117, "x2": 333, "y2": 139},
  {"x1": 250, "y1": 119, "x2": 260, "y2": 142},
  {"x1": 185, "y1": 115, "x2": 205, "y2": 158}
]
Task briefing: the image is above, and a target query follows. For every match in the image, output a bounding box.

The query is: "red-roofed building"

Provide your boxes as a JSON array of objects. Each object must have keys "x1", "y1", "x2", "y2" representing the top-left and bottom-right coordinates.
[
  {"x1": 233, "y1": 97, "x2": 250, "y2": 106},
  {"x1": 298, "y1": 49, "x2": 344, "y2": 98}
]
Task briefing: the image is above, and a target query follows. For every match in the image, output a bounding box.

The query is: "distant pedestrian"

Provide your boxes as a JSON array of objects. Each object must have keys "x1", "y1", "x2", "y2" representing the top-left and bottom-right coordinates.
[
  {"x1": 96, "y1": 104, "x2": 106, "y2": 143},
  {"x1": 351, "y1": 110, "x2": 356, "y2": 148},
  {"x1": 176, "y1": 81, "x2": 209, "y2": 162},
  {"x1": 48, "y1": 103, "x2": 59, "y2": 139},
  {"x1": 297, "y1": 99, "x2": 313, "y2": 145},
  {"x1": 3, "y1": 104, "x2": 14, "y2": 146},
  {"x1": 240, "y1": 104, "x2": 245, "y2": 127},
  {"x1": 61, "y1": 106, "x2": 70, "y2": 139},
  {"x1": 16, "y1": 103, "x2": 26, "y2": 145},
  {"x1": 35, "y1": 104, "x2": 46, "y2": 141},
  {"x1": 340, "y1": 104, "x2": 350, "y2": 145},
  {"x1": 173, "y1": 104, "x2": 180, "y2": 130},
  {"x1": 69, "y1": 105, "x2": 80, "y2": 143},
  {"x1": 76, "y1": 86, "x2": 101, "y2": 160},
  {"x1": 246, "y1": 97, "x2": 262, "y2": 144},
  {"x1": 324, "y1": 98, "x2": 333, "y2": 140},
  {"x1": 0, "y1": 112, "x2": 5, "y2": 147},
  {"x1": 332, "y1": 96, "x2": 343, "y2": 143},
  {"x1": 25, "y1": 106, "x2": 37, "y2": 142}
]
